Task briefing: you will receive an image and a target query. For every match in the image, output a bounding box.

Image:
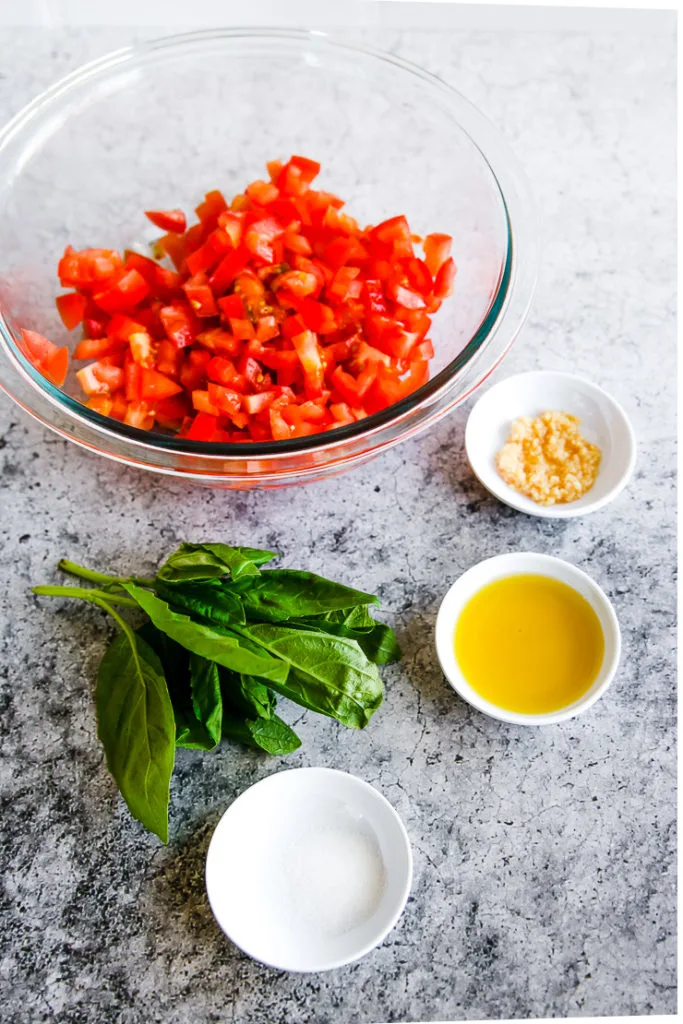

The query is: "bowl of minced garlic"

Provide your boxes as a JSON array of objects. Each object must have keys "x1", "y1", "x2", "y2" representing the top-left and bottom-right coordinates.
[
  {"x1": 495, "y1": 410, "x2": 601, "y2": 506},
  {"x1": 464, "y1": 371, "x2": 636, "y2": 518}
]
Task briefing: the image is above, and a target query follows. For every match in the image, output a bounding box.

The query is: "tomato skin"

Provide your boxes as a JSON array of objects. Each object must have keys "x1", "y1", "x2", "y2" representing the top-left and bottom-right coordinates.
[
  {"x1": 145, "y1": 208, "x2": 187, "y2": 233},
  {"x1": 139, "y1": 368, "x2": 183, "y2": 401},
  {"x1": 183, "y1": 272, "x2": 220, "y2": 317}
]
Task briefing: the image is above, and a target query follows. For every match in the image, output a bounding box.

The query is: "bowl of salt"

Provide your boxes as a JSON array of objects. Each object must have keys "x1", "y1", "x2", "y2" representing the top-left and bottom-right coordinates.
[{"x1": 205, "y1": 767, "x2": 413, "y2": 972}]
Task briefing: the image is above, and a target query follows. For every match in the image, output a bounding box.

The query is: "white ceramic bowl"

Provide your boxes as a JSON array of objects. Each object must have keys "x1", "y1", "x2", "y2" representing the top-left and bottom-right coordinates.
[
  {"x1": 435, "y1": 552, "x2": 621, "y2": 725},
  {"x1": 465, "y1": 370, "x2": 636, "y2": 517},
  {"x1": 205, "y1": 767, "x2": 412, "y2": 972}
]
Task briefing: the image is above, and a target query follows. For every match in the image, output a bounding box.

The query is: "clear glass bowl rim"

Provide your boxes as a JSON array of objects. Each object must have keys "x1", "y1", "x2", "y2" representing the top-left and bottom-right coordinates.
[{"x1": 0, "y1": 26, "x2": 538, "y2": 465}]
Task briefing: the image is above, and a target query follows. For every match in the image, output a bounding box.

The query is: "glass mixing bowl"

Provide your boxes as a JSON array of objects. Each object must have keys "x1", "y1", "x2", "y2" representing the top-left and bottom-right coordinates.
[{"x1": 0, "y1": 28, "x2": 537, "y2": 488}]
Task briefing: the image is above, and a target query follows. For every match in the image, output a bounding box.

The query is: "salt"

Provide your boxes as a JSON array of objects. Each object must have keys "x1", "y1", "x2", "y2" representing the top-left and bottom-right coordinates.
[{"x1": 271, "y1": 805, "x2": 387, "y2": 939}]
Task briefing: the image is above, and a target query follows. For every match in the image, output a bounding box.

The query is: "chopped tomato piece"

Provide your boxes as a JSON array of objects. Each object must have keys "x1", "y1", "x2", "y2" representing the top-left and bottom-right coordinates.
[
  {"x1": 56, "y1": 292, "x2": 87, "y2": 330},
  {"x1": 145, "y1": 209, "x2": 187, "y2": 234},
  {"x1": 183, "y1": 272, "x2": 219, "y2": 317},
  {"x1": 18, "y1": 329, "x2": 69, "y2": 386},
  {"x1": 218, "y1": 294, "x2": 246, "y2": 320},
  {"x1": 422, "y1": 233, "x2": 452, "y2": 277},
  {"x1": 291, "y1": 330, "x2": 324, "y2": 397},
  {"x1": 124, "y1": 401, "x2": 155, "y2": 430},
  {"x1": 434, "y1": 257, "x2": 456, "y2": 299},
  {"x1": 94, "y1": 269, "x2": 150, "y2": 314},
  {"x1": 139, "y1": 368, "x2": 183, "y2": 401},
  {"x1": 160, "y1": 303, "x2": 198, "y2": 348}
]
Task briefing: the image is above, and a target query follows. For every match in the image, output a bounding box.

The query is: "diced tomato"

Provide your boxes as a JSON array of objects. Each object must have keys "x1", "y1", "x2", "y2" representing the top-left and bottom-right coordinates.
[
  {"x1": 423, "y1": 233, "x2": 452, "y2": 277},
  {"x1": 76, "y1": 364, "x2": 109, "y2": 396},
  {"x1": 94, "y1": 269, "x2": 150, "y2": 314},
  {"x1": 297, "y1": 298, "x2": 337, "y2": 335},
  {"x1": 273, "y1": 270, "x2": 319, "y2": 298},
  {"x1": 124, "y1": 401, "x2": 155, "y2": 430},
  {"x1": 156, "y1": 339, "x2": 183, "y2": 378},
  {"x1": 139, "y1": 367, "x2": 183, "y2": 401},
  {"x1": 292, "y1": 330, "x2": 324, "y2": 398},
  {"x1": 242, "y1": 391, "x2": 276, "y2": 415},
  {"x1": 283, "y1": 228, "x2": 312, "y2": 255},
  {"x1": 218, "y1": 294, "x2": 246, "y2": 320},
  {"x1": 207, "y1": 382, "x2": 242, "y2": 419},
  {"x1": 56, "y1": 292, "x2": 87, "y2": 330},
  {"x1": 209, "y1": 245, "x2": 251, "y2": 295},
  {"x1": 370, "y1": 215, "x2": 414, "y2": 259},
  {"x1": 184, "y1": 411, "x2": 226, "y2": 441},
  {"x1": 58, "y1": 247, "x2": 123, "y2": 290},
  {"x1": 434, "y1": 257, "x2": 456, "y2": 299},
  {"x1": 153, "y1": 393, "x2": 190, "y2": 428},
  {"x1": 198, "y1": 327, "x2": 242, "y2": 356},
  {"x1": 256, "y1": 315, "x2": 279, "y2": 343},
  {"x1": 195, "y1": 190, "x2": 228, "y2": 229},
  {"x1": 229, "y1": 318, "x2": 255, "y2": 342},
  {"x1": 276, "y1": 156, "x2": 321, "y2": 196},
  {"x1": 183, "y1": 272, "x2": 219, "y2": 317},
  {"x1": 86, "y1": 394, "x2": 114, "y2": 417},
  {"x1": 84, "y1": 317, "x2": 106, "y2": 340},
  {"x1": 92, "y1": 360, "x2": 125, "y2": 392},
  {"x1": 73, "y1": 335, "x2": 126, "y2": 360},
  {"x1": 54, "y1": 154, "x2": 444, "y2": 442},
  {"x1": 145, "y1": 209, "x2": 187, "y2": 234},
  {"x1": 160, "y1": 303, "x2": 199, "y2": 348},
  {"x1": 244, "y1": 218, "x2": 285, "y2": 264},
  {"x1": 18, "y1": 329, "x2": 69, "y2": 386},
  {"x1": 129, "y1": 331, "x2": 155, "y2": 367},
  {"x1": 124, "y1": 359, "x2": 143, "y2": 401},
  {"x1": 246, "y1": 180, "x2": 279, "y2": 205},
  {"x1": 191, "y1": 389, "x2": 222, "y2": 416}
]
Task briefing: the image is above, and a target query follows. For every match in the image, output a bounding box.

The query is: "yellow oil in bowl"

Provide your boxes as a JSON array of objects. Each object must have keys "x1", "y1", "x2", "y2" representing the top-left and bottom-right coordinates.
[{"x1": 454, "y1": 574, "x2": 604, "y2": 714}]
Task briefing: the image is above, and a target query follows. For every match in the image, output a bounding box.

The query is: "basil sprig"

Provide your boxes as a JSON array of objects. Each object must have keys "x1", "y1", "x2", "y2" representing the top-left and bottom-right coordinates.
[{"x1": 33, "y1": 543, "x2": 400, "y2": 843}]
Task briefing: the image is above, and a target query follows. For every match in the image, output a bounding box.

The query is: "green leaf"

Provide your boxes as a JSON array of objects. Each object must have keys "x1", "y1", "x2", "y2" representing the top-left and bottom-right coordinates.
[
  {"x1": 122, "y1": 584, "x2": 289, "y2": 685},
  {"x1": 224, "y1": 569, "x2": 380, "y2": 623},
  {"x1": 222, "y1": 712, "x2": 302, "y2": 755},
  {"x1": 220, "y1": 669, "x2": 277, "y2": 720},
  {"x1": 155, "y1": 580, "x2": 246, "y2": 627},
  {"x1": 96, "y1": 630, "x2": 175, "y2": 843},
  {"x1": 291, "y1": 606, "x2": 401, "y2": 664},
  {"x1": 230, "y1": 622, "x2": 383, "y2": 729},
  {"x1": 136, "y1": 623, "x2": 212, "y2": 750},
  {"x1": 156, "y1": 542, "x2": 277, "y2": 586},
  {"x1": 189, "y1": 654, "x2": 222, "y2": 748}
]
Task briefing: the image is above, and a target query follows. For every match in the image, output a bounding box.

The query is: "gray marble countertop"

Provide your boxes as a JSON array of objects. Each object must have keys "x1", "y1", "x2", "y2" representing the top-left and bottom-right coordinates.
[{"x1": 0, "y1": 14, "x2": 676, "y2": 1024}]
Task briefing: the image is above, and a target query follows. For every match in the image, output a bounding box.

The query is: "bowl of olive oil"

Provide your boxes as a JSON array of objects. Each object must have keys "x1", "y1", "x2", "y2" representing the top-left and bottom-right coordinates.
[{"x1": 435, "y1": 552, "x2": 621, "y2": 725}]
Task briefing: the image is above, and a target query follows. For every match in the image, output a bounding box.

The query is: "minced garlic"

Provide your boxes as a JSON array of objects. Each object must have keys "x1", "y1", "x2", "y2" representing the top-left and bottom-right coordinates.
[{"x1": 495, "y1": 410, "x2": 601, "y2": 506}]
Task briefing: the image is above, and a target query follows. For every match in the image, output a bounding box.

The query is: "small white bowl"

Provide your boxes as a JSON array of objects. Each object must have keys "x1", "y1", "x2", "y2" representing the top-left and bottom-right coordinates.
[
  {"x1": 465, "y1": 370, "x2": 636, "y2": 518},
  {"x1": 205, "y1": 767, "x2": 412, "y2": 972},
  {"x1": 435, "y1": 552, "x2": 621, "y2": 726}
]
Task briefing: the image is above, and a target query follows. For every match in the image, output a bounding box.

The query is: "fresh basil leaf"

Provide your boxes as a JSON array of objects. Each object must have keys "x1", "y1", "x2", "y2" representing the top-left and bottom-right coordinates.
[
  {"x1": 224, "y1": 569, "x2": 380, "y2": 623},
  {"x1": 123, "y1": 584, "x2": 289, "y2": 685},
  {"x1": 155, "y1": 580, "x2": 246, "y2": 627},
  {"x1": 96, "y1": 630, "x2": 175, "y2": 843},
  {"x1": 220, "y1": 669, "x2": 277, "y2": 720},
  {"x1": 222, "y1": 712, "x2": 302, "y2": 755},
  {"x1": 157, "y1": 542, "x2": 277, "y2": 586},
  {"x1": 136, "y1": 623, "x2": 213, "y2": 750},
  {"x1": 291, "y1": 606, "x2": 401, "y2": 664},
  {"x1": 189, "y1": 654, "x2": 222, "y2": 748},
  {"x1": 230, "y1": 622, "x2": 383, "y2": 729}
]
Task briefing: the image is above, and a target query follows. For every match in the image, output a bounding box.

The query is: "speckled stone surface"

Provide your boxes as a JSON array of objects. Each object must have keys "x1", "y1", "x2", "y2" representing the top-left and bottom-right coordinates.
[{"x1": 0, "y1": 15, "x2": 676, "y2": 1024}]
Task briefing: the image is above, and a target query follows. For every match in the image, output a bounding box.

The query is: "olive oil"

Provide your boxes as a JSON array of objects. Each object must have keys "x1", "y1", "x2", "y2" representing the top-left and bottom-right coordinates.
[{"x1": 454, "y1": 574, "x2": 604, "y2": 714}]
